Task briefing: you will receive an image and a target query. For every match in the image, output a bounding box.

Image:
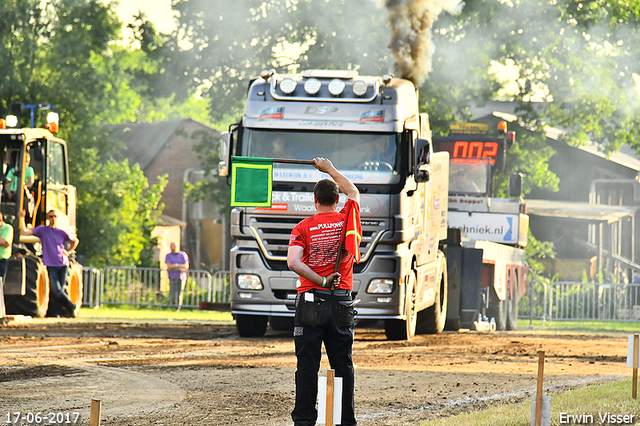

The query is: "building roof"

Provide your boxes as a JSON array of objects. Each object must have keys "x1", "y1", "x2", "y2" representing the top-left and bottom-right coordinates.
[
  {"x1": 106, "y1": 119, "x2": 188, "y2": 169},
  {"x1": 526, "y1": 199, "x2": 637, "y2": 224},
  {"x1": 156, "y1": 213, "x2": 187, "y2": 228},
  {"x1": 471, "y1": 101, "x2": 640, "y2": 173}
]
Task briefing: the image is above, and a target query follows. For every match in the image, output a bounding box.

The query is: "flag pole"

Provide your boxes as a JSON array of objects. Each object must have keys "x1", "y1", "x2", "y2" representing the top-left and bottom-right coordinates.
[
  {"x1": 273, "y1": 158, "x2": 315, "y2": 165},
  {"x1": 331, "y1": 224, "x2": 348, "y2": 291}
]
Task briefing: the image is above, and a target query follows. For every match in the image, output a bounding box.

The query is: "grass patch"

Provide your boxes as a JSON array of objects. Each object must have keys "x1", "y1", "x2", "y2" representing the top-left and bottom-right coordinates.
[
  {"x1": 77, "y1": 305, "x2": 233, "y2": 322},
  {"x1": 518, "y1": 319, "x2": 640, "y2": 334},
  {"x1": 420, "y1": 379, "x2": 638, "y2": 426}
]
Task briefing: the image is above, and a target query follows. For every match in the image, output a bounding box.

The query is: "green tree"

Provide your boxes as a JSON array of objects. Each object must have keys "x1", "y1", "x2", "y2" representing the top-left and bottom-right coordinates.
[
  {"x1": 161, "y1": 0, "x2": 640, "y2": 179},
  {"x1": 0, "y1": 0, "x2": 169, "y2": 267},
  {"x1": 76, "y1": 154, "x2": 167, "y2": 266}
]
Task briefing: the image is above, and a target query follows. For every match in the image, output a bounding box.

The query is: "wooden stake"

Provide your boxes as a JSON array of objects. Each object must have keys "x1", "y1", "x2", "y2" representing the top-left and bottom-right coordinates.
[
  {"x1": 90, "y1": 399, "x2": 101, "y2": 426},
  {"x1": 633, "y1": 335, "x2": 639, "y2": 400},
  {"x1": 326, "y1": 369, "x2": 335, "y2": 426},
  {"x1": 535, "y1": 351, "x2": 545, "y2": 426}
]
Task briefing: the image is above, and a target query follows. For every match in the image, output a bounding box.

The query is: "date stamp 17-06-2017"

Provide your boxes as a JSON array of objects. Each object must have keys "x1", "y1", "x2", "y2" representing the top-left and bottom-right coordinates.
[{"x1": 4, "y1": 412, "x2": 81, "y2": 425}]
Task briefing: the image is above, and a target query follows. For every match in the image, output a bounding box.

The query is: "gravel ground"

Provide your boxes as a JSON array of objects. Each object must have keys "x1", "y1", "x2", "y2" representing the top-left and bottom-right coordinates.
[{"x1": 0, "y1": 319, "x2": 629, "y2": 425}]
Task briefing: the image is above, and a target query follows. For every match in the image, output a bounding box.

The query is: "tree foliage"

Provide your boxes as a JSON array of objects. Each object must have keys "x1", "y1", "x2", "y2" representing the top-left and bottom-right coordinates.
[
  {"x1": 157, "y1": 0, "x2": 640, "y2": 183},
  {"x1": 76, "y1": 154, "x2": 167, "y2": 266},
  {"x1": 0, "y1": 0, "x2": 168, "y2": 267}
]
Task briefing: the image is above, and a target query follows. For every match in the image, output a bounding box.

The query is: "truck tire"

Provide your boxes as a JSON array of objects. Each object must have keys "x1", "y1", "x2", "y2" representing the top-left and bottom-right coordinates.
[
  {"x1": 236, "y1": 314, "x2": 268, "y2": 337},
  {"x1": 270, "y1": 316, "x2": 294, "y2": 332},
  {"x1": 506, "y1": 272, "x2": 519, "y2": 330},
  {"x1": 64, "y1": 262, "x2": 83, "y2": 317},
  {"x1": 5, "y1": 257, "x2": 49, "y2": 318},
  {"x1": 417, "y1": 265, "x2": 448, "y2": 334},
  {"x1": 486, "y1": 285, "x2": 507, "y2": 331},
  {"x1": 384, "y1": 271, "x2": 417, "y2": 340}
]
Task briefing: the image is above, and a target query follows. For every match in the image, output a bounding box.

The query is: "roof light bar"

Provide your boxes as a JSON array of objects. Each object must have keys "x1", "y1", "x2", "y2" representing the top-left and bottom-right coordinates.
[
  {"x1": 280, "y1": 78, "x2": 297, "y2": 94},
  {"x1": 304, "y1": 78, "x2": 321, "y2": 95},
  {"x1": 328, "y1": 79, "x2": 345, "y2": 96},
  {"x1": 352, "y1": 80, "x2": 368, "y2": 96},
  {"x1": 5, "y1": 115, "x2": 18, "y2": 128}
]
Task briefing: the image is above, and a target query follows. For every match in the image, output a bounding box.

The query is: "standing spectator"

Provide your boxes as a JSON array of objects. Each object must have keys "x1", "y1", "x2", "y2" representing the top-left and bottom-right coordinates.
[
  {"x1": 287, "y1": 157, "x2": 361, "y2": 426},
  {"x1": 165, "y1": 242, "x2": 189, "y2": 310},
  {"x1": 21, "y1": 209, "x2": 79, "y2": 317},
  {"x1": 0, "y1": 212, "x2": 13, "y2": 316}
]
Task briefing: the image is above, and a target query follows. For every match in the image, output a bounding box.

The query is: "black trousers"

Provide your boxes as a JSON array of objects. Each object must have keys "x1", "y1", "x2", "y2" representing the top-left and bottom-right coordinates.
[
  {"x1": 47, "y1": 265, "x2": 74, "y2": 316},
  {"x1": 292, "y1": 290, "x2": 356, "y2": 426}
]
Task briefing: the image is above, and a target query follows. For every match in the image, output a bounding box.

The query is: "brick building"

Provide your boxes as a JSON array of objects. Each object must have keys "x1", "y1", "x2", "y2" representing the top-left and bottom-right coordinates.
[{"x1": 107, "y1": 119, "x2": 224, "y2": 270}]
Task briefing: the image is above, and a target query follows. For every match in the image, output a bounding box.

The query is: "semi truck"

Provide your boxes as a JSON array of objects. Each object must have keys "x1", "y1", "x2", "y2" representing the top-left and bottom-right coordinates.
[
  {"x1": 0, "y1": 104, "x2": 82, "y2": 318},
  {"x1": 434, "y1": 122, "x2": 528, "y2": 331},
  {"x1": 219, "y1": 69, "x2": 527, "y2": 339},
  {"x1": 220, "y1": 70, "x2": 528, "y2": 340}
]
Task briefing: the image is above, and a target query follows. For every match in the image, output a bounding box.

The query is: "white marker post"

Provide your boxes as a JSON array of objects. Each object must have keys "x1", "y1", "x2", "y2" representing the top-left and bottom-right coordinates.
[
  {"x1": 531, "y1": 351, "x2": 550, "y2": 426},
  {"x1": 626, "y1": 334, "x2": 640, "y2": 399},
  {"x1": 535, "y1": 351, "x2": 544, "y2": 426},
  {"x1": 318, "y1": 370, "x2": 342, "y2": 425}
]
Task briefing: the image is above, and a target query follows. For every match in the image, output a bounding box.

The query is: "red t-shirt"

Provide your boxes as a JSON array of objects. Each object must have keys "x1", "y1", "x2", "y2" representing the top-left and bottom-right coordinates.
[{"x1": 289, "y1": 199, "x2": 359, "y2": 293}]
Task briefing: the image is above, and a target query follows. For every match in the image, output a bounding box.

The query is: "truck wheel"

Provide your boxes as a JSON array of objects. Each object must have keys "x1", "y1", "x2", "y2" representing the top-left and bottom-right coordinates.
[
  {"x1": 506, "y1": 273, "x2": 519, "y2": 330},
  {"x1": 486, "y1": 285, "x2": 507, "y2": 331},
  {"x1": 64, "y1": 262, "x2": 83, "y2": 317},
  {"x1": 236, "y1": 314, "x2": 268, "y2": 337},
  {"x1": 385, "y1": 271, "x2": 417, "y2": 340},
  {"x1": 270, "y1": 316, "x2": 294, "y2": 332},
  {"x1": 5, "y1": 257, "x2": 49, "y2": 318},
  {"x1": 417, "y1": 265, "x2": 448, "y2": 334}
]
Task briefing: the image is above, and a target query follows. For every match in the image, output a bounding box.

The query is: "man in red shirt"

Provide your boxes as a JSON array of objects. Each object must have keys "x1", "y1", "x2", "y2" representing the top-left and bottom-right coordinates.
[{"x1": 287, "y1": 157, "x2": 360, "y2": 426}]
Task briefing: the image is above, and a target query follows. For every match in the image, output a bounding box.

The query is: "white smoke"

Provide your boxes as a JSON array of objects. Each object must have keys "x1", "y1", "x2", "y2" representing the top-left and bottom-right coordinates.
[{"x1": 386, "y1": 0, "x2": 464, "y2": 85}]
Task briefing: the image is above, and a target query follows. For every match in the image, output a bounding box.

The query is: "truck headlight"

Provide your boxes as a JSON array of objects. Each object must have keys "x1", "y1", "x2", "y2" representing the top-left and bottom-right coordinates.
[
  {"x1": 237, "y1": 274, "x2": 263, "y2": 290},
  {"x1": 366, "y1": 279, "x2": 394, "y2": 294}
]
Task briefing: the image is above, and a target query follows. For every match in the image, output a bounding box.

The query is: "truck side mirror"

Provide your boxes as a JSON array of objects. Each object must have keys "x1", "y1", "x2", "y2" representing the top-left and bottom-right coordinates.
[
  {"x1": 414, "y1": 138, "x2": 431, "y2": 183},
  {"x1": 218, "y1": 132, "x2": 230, "y2": 177},
  {"x1": 508, "y1": 172, "x2": 523, "y2": 198}
]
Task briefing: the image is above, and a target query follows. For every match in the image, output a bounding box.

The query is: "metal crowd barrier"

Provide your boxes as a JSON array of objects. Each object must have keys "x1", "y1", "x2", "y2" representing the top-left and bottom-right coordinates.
[
  {"x1": 545, "y1": 281, "x2": 640, "y2": 322},
  {"x1": 519, "y1": 278, "x2": 640, "y2": 324},
  {"x1": 81, "y1": 266, "x2": 230, "y2": 309}
]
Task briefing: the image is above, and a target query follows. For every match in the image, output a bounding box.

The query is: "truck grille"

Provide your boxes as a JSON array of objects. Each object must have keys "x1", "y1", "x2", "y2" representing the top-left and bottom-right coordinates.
[{"x1": 247, "y1": 215, "x2": 387, "y2": 262}]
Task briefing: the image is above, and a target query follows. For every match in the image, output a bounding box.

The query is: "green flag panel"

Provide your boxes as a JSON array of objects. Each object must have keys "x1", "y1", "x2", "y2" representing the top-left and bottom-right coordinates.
[{"x1": 230, "y1": 157, "x2": 273, "y2": 207}]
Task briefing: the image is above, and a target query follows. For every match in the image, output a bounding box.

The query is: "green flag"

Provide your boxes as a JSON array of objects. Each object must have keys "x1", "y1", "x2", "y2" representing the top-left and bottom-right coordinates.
[{"x1": 230, "y1": 156, "x2": 273, "y2": 207}]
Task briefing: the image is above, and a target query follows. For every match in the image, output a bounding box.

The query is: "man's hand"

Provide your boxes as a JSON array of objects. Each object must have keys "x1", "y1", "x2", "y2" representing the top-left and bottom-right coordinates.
[
  {"x1": 326, "y1": 271, "x2": 341, "y2": 289},
  {"x1": 313, "y1": 157, "x2": 335, "y2": 174}
]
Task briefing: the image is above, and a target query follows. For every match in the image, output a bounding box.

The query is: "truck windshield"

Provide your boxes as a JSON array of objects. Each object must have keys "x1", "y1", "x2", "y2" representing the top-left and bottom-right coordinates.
[
  {"x1": 449, "y1": 161, "x2": 490, "y2": 195},
  {"x1": 242, "y1": 129, "x2": 400, "y2": 184}
]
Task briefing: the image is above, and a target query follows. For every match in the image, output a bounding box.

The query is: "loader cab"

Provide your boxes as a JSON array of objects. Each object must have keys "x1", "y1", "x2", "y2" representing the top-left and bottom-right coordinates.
[{"x1": 0, "y1": 129, "x2": 76, "y2": 237}]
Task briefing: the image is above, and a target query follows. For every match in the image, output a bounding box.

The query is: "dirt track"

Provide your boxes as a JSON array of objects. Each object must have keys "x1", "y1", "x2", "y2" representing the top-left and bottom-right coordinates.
[{"x1": 0, "y1": 318, "x2": 630, "y2": 425}]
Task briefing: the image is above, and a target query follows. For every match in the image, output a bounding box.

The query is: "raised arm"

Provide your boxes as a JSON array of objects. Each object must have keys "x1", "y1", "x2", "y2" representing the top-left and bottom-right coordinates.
[{"x1": 312, "y1": 157, "x2": 359, "y2": 203}]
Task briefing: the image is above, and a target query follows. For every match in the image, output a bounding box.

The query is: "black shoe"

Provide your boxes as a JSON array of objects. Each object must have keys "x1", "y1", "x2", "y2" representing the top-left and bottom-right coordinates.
[{"x1": 63, "y1": 304, "x2": 77, "y2": 318}]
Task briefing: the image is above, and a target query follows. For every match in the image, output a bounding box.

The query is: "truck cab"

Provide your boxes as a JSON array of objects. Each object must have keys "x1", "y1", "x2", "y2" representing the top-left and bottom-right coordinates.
[
  {"x1": 221, "y1": 70, "x2": 449, "y2": 340},
  {"x1": 434, "y1": 122, "x2": 528, "y2": 330}
]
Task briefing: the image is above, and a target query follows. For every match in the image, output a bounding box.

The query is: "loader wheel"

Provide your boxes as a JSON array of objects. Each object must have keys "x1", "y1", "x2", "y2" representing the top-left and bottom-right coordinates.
[
  {"x1": 63, "y1": 262, "x2": 83, "y2": 317},
  {"x1": 4, "y1": 257, "x2": 49, "y2": 318},
  {"x1": 385, "y1": 270, "x2": 417, "y2": 340},
  {"x1": 236, "y1": 314, "x2": 268, "y2": 337}
]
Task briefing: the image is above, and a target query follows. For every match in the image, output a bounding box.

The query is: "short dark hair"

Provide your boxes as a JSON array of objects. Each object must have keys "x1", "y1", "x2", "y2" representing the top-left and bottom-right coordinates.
[{"x1": 314, "y1": 179, "x2": 339, "y2": 206}]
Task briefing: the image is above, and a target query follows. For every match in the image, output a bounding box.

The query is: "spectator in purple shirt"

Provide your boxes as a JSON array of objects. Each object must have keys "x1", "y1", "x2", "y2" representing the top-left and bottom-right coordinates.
[
  {"x1": 165, "y1": 242, "x2": 189, "y2": 310},
  {"x1": 21, "y1": 209, "x2": 79, "y2": 317}
]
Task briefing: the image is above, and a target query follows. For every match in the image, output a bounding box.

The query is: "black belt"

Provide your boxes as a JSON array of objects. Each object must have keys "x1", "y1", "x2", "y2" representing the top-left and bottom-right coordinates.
[{"x1": 312, "y1": 289, "x2": 351, "y2": 297}]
